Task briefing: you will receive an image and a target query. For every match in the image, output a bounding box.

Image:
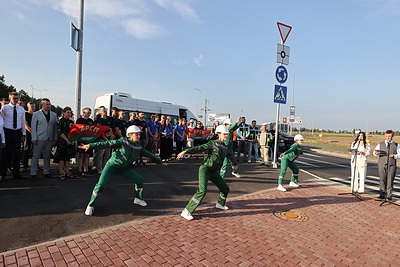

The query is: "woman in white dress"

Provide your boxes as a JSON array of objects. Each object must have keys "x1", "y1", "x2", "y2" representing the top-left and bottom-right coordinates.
[{"x1": 349, "y1": 131, "x2": 370, "y2": 193}]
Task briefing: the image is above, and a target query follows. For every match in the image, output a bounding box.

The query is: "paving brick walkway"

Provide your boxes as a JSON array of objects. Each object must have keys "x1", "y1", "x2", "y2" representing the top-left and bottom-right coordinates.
[{"x1": 2, "y1": 177, "x2": 400, "y2": 266}]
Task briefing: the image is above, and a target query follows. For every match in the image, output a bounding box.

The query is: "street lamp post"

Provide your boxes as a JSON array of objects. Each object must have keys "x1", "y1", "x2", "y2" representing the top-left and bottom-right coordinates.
[
  {"x1": 195, "y1": 88, "x2": 201, "y2": 119},
  {"x1": 74, "y1": 0, "x2": 84, "y2": 117},
  {"x1": 289, "y1": 61, "x2": 295, "y2": 135},
  {"x1": 31, "y1": 85, "x2": 47, "y2": 99},
  {"x1": 202, "y1": 99, "x2": 210, "y2": 127}
]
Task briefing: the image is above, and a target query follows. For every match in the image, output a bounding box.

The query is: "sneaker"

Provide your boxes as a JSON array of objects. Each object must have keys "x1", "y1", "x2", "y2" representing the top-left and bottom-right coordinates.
[
  {"x1": 378, "y1": 194, "x2": 385, "y2": 200},
  {"x1": 180, "y1": 209, "x2": 194, "y2": 220},
  {"x1": 289, "y1": 181, "x2": 299, "y2": 187},
  {"x1": 247, "y1": 160, "x2": 251, "y2": 163},
  {"x1": 215, "y1": 203, "x2": 229, "y2": 210},
  {"x1": 277, "y1": 184, "x2": 287, "y2": 192},
  {"x1": 387, "y1": 197, "x2": 393, "y2": 201},
  {"x1": 133, "y1": 198, "x2": 147, "y2": 207},
  {"x1": 85, "y1": 206, "x2": 94, "y2": 216},
  {"x1": 256, "y1": 160, "x2": 262, "y2": 163},
  {"x1": 231, "y1": 172, "x2": 241, "y2": 178}
]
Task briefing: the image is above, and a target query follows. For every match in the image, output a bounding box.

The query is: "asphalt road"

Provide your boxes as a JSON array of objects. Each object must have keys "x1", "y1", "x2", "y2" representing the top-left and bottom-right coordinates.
[
  {"x1": 0, "y1": 155, "x2": 290, "y2": 253},
  {"x1": 296, "y1": 147, "x2": 400, "y2": 198}
]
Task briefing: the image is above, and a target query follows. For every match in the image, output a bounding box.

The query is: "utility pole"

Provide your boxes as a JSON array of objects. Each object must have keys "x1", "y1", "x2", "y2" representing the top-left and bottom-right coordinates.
[
  {"x1": 74, "y1": 0, "x2": 84, "y2": 118},
  {"x1": 195, "y1": 88, "x2": 201, "y2": 119},
  {"x1": 202, "y1": 99, "x2": 210, "y2": 127}
]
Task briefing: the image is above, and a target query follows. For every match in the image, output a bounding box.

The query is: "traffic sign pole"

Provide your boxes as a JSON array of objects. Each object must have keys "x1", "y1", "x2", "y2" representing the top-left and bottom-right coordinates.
[
  {"x1": 272, "y1": 103, "x2": 280, "y2": 168},
  {"x1": 272, "y1": 22, "x2": 292, "y2": 169}
]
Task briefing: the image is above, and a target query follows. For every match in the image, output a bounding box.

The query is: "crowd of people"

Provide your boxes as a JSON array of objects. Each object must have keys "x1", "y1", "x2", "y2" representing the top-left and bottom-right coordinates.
[
  {"x1": 1, "y1": 91, "x2": 397, "y2": 219},
  {"x1": 0, "y1": 92, "x2": 282, "y2": 183}
]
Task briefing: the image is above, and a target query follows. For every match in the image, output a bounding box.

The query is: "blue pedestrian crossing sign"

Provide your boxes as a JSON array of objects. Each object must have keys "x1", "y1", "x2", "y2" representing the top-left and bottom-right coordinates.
[
  {"x1": 275, "y1": 66, "x2": 288, "y2": 84},
  {"x1": 273, "y1": 85, "x2": 287, "y2": 104}
]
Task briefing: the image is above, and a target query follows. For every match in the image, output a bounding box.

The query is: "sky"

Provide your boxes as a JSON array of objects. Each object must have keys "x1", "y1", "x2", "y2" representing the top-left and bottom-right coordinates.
[{"x1": 1, "y1": 0, "x2": 400, "y2": 132}]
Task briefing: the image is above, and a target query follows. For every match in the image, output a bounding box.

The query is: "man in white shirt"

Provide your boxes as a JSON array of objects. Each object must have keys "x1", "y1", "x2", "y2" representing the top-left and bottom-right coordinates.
[
  {"x1": 373, "y1": 130, "x2": 400, "y2": 201},
  {"x1": 0, "y1": 92, "x2": 26, "y2": 180}
]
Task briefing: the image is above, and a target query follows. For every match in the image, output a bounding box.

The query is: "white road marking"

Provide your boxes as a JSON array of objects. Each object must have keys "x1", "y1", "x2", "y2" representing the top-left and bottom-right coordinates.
[
  {"x1": 301, "y1": 156, "x2": 349, "y2": 168},
  {"x1": 302, "y1": 153, "x2": 323, "y2": 158},
  {"x1": 296, "y1": 160, "x2": 320, "y2": 167}
]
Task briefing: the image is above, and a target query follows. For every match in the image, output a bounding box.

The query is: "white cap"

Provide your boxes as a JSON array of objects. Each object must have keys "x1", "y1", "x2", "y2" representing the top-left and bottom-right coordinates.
[
  {"x1": 216, "y1": 125, "x2": 229, "y2": 134},
  {"x1": 261, "y1": 122, "x2": 268, "y2": 126},
  {"x1": 294, "y1": 134, "x2": 304, "y2": 141},
  {"x1": 126, "y1": 125, "x2": 141, "y2": 135},
  {"x1": 223, "y1": 118, "x2": 232, "y2": 125}
]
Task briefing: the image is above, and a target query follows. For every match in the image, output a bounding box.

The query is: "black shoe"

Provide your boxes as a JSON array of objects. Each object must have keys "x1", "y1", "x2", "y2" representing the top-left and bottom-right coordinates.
[
  {"x1": 378, "y1": 194, "x2": 385, "y2": 199},
  {"x1": 13, "y1": 175, "x2": 23, "y2": 180},
  {"x1": 44, "y1": 173, "x2": 53, "y2": 179},
  {"x1": 30, "y1": 175, "x2": 36, "y2": 180},
  {"x1": 387, "y1": 197, "x2": 392, "y2": 201}
]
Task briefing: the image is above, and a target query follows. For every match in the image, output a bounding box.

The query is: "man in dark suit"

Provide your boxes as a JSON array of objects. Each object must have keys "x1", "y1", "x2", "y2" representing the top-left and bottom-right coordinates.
[
  {"x1": 373, "y1": 130, "x2": 400, "y2": 201},
  {"x1": 30, "y1": 98, "x2": 58, "y2": 179}
]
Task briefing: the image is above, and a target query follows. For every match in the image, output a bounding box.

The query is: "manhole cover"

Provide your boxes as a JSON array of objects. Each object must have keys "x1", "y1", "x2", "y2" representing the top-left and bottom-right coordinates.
[{"x1": 273, "y1": 210, "x2": 309, "y2": 221}]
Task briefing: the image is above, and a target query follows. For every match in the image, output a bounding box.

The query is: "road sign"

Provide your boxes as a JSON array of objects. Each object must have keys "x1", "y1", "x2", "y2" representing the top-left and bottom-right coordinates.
[
  {"x1": 289, "y1": 105, "x2": 295, "y2": 122},
  {"x1": 275, "y1": 66, "x2": 288, "y2": 84},
  {"x1": 294, "y1": 117, "x2": 303, "y2": 124},
  {"x1": 277, "y1": 44, "x2": 290, "y2": 65},
  {"x1": 277, "y1": 22, "x2": 292, "y2": 44},
  {"x1": 273, "y1": 85, "x2": 287, "y2": 104}
]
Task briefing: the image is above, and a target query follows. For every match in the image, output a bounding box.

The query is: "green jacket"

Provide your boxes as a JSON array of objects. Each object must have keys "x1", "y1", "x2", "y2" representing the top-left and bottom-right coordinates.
[
  {"x1": 283, "y1": 142, "x2": 301, "y2": 161},
  {"x1": 224, "y1": 122, "x2": 240, "y2": 151},
  {"x1": 186, "y1": 139, "x2": 238, "y2": 171},
  {"x1": 89, "y1": 138, "x2": 162, "y2": 168}
]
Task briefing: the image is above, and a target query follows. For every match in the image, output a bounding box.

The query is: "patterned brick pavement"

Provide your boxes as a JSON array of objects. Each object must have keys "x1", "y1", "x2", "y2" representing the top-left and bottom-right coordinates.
[{"x1": 2, "y1": 177, "x2": 400, "y2": 266}]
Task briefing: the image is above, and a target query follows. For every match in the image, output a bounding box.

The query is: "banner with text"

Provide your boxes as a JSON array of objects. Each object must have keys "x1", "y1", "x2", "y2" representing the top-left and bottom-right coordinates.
[
  {"x1": 187, "y1": 128, "x2": 212, "y2": 140},
  {"x1": 68, "y1": 124, "x2": 110, "y2": 143}
]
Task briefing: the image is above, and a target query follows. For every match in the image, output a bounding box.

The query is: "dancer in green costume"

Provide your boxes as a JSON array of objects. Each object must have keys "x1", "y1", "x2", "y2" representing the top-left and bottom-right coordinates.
[
  {"x1": 219, "y1": 118, "x2": 241, "y2": 178},
  {"x1": 177, "y1": 125, "x2": 239, "y2": 221},
  {"x1": 79, "y1": 125, "x2": 166, "y2": 216},
  {"x1": 277, "y1": 134, "x2": 304, "y2": 192}
]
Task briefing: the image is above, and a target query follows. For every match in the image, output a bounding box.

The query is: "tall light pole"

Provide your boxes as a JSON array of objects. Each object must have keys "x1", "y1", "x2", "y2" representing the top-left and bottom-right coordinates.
[
  {"x1": 31, "y1": 85, "x2": 47, "y2": 99},
  {"x1": 289, "y1": 61, "x2": 295, "y2": 135},
  {"x1": 195, "y1": 88, "x2": 201, "y2": 119},
  {"x1": 202, "y1": 99, "x2": 210, "y2": 127},
  {"x1": 74, "y1": 0, "x2": 84, "y2": 117}
]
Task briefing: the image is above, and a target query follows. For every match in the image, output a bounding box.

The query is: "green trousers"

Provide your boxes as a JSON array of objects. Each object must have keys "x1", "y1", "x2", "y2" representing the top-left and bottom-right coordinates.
[
  {"x1": 88, "y1": 163, "x2": 144, "y2": 207},
  {"x1": 185, "y1": 165, "x2": 230, "y2": 214},
  {"x1": 220, "y1": 157, "x2": 237, "y2": 178},
  {"x1": 220, "y1": 147, "x2": 237, "y2": 178},
  {"x1": 278, "y1": 156, "x2": 299, "y2": 185}
]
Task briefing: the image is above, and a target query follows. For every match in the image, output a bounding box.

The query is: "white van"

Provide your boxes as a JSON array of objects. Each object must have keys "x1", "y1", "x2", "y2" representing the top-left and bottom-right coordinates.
[{"x1": 93, "y1": 92, "x2": 197, "y2": 122}]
